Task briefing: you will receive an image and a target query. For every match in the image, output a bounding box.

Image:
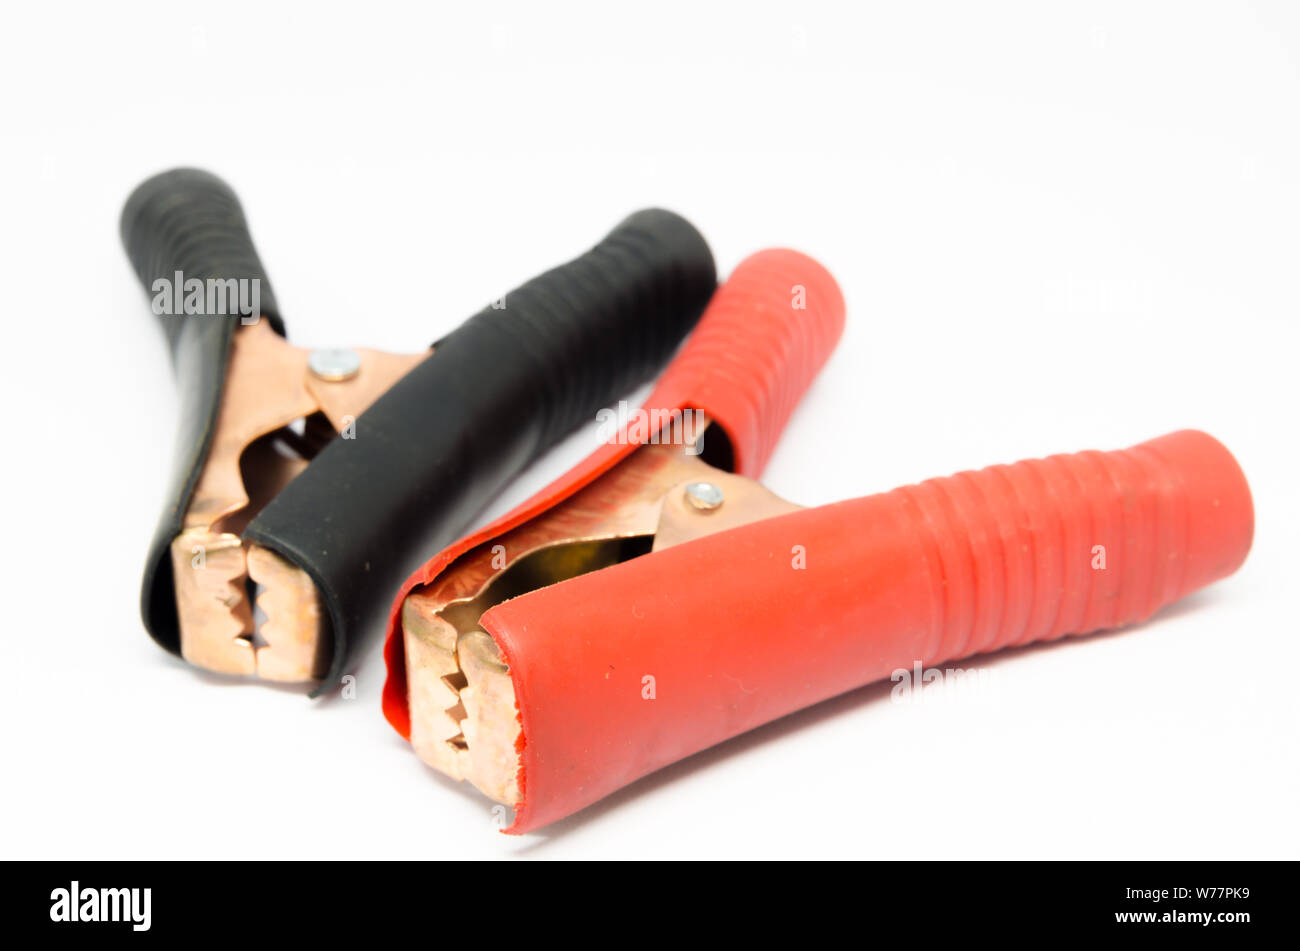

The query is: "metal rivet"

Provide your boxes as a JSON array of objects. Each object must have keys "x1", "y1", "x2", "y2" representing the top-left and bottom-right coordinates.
[
  {"x1": 308, "y1": 348, "x2": 361, "y2": 382},
  {"x1": 684, "y1": 481, "x2": 724, "y2": 511}
]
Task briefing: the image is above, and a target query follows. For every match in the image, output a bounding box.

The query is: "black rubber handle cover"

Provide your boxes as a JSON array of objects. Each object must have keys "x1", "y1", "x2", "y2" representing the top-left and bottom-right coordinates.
[
  {"x1": 121, "y1": 168, "x2": 283, "y2": 651},
  {"x1": 121, "y1": 167, "x2": 283, "y2": 339},
  {"x1": 243, "y1": 209, "x2": 717, "y2": 692}
]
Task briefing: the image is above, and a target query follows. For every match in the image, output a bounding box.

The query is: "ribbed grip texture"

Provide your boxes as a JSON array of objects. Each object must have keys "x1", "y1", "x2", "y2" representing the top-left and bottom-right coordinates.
[
  {"x1": 120, "y1": 168, "x2": 282, "y2": 343},
  {"x1": 883, "y1": 429, "x2": 1255, "y2": 664},
  {"x1": 647, "y1": 248, "x2": 845, "y2": 475},
  {"x1": 485, "y1": 429, "x2": 1254, "y2": 833},
  {"x1": 462, "y1": 209, "x2": 716, "y2": 450}
]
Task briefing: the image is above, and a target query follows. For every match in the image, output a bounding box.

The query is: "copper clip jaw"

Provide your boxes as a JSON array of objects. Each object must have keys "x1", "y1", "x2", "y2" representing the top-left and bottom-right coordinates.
[
  {"x1": 400, "y1": 420, "x2": 800, "y2": 804},
  {"x1": 172, "y1": 319, "x2": 427, "y2": 682}
]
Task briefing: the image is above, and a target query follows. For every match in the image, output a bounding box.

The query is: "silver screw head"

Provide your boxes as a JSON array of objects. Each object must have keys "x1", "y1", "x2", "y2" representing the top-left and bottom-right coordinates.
[
  {"x1": 684, "y1": 481, "x2": 724, "y2": 511},
  {"x1": 308, "y1": 347, "x2": 361, "y2": 382}
]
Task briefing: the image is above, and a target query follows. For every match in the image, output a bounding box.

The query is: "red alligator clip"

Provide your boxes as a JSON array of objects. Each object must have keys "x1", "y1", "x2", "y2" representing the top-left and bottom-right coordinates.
[
  {"x1": 383, "y1": 248, "x2": 844, "y2": 807},
  {"x1": 384, "y1": 252, "x2": 1254, "y2": 834}
]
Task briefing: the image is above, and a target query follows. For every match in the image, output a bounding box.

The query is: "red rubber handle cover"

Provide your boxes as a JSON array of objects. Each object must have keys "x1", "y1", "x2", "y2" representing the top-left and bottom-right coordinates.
[
  {"x1": 382, "y1": 249, "x2": 845, "y2": 736},
  {"x1": 645, "y1": 247, "x2": 846, "y2": 474},
  {"x1": 484, "y1": 430, "x2": 1254, "y2": 833}
]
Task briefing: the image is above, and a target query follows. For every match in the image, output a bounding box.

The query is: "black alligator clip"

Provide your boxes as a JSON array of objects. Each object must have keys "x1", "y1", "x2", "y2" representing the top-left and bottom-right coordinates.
[{"x1": 121, "y1": 169, "x2": 715, "y2": 690}]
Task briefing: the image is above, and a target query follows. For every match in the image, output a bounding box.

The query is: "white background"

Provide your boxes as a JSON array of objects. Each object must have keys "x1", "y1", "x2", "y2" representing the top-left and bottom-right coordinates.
[{"x1": 1, "y1": 1, "x2": 1296, "y2": 859}]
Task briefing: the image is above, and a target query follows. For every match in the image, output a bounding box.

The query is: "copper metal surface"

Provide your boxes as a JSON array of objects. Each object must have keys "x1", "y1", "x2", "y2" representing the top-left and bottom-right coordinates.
[
  {"x1": 402, "y1": 421, "x2": 800, "y2": 802},
  {"x1": 172, "y1": 319, "x2": 427, "y2": 681}
]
